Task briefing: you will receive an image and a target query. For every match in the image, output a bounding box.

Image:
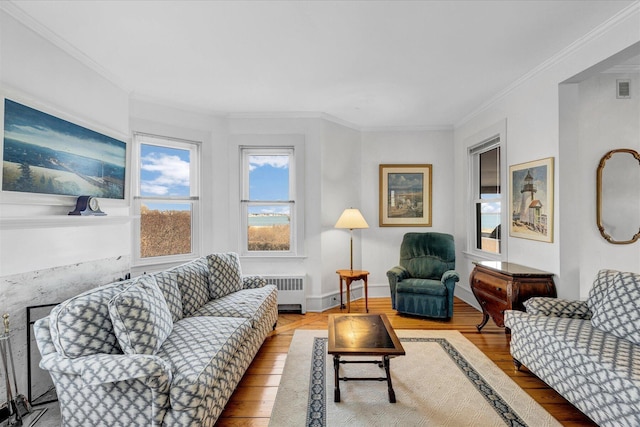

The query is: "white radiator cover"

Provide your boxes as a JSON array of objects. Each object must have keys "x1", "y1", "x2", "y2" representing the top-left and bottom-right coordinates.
[{"x1": 263, "y1": 275, "x2": 306, "y2": 313}]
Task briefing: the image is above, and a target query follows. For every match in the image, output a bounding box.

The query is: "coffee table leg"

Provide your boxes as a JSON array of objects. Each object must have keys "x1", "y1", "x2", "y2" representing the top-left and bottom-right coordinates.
[
  {"x1": 383, "y1": 356, "x2": 396, "y2": 403},
  {"x1": 333, "y1": 355, "x2": 341, "y2": 402}
]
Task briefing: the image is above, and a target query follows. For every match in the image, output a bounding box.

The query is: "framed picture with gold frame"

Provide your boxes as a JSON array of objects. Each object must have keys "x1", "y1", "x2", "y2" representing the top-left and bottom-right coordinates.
[
  {"x1": 509, "y1": 157, "x2": 554, "y2": 243},
  {"x1": 379, "y1": 164, "x2": 432, "y2": 227}
]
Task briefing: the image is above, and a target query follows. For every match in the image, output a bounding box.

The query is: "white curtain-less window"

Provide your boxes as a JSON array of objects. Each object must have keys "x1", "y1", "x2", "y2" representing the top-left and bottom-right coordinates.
[
  {"x1": 470, "y1": 138, "x2": 501, "y2": 255},
  {"x1": 133, "y1": 133, "x2": 200, "y2": 264},
  {"x1": 241, "y1": 147, "x2": 295, "y2": 255}
]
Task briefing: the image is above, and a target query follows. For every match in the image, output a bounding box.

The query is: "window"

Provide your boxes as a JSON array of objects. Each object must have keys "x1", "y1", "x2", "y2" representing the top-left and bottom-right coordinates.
[
  {"x1": 470, "y1": 137, "x2": 502, "y2": 255},
  {"x1": 134, "y1": 133, "x2": 200, "y2": 263},
  {"x1": 241, "y1": 147, "x2": 295, "y2": 255}
]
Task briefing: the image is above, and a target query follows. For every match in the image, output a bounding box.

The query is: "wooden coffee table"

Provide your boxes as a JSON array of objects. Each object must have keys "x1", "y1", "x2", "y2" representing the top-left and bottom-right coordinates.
[{"x1": 327, "y1": 313, "x2": 405, "y2": 403}]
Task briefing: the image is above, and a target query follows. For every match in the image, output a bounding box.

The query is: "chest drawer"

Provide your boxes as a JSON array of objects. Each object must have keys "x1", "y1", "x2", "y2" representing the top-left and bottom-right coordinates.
[{"x1": 471, "y1": 271, "x2": 508, "y2": 296}]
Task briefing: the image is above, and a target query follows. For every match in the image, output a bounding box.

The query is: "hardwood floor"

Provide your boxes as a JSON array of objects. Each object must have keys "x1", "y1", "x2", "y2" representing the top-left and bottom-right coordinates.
[{"x1": 216, "y1": 297, "x2": 596, "y2": 426}]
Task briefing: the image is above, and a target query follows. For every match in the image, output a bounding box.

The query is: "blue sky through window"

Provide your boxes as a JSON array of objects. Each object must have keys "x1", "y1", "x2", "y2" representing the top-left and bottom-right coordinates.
[
  {"x1": 140, "y1": 144, "x2": 191, "y2": 211},
  {"x1": 248, "y1": 155, "x2": 290, "y2": 216}
]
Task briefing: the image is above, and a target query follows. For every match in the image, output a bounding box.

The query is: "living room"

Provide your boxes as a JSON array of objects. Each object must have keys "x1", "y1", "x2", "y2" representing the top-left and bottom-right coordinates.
[{"x1": 1, "y1": 1, "x2": 639, "y2": 426}]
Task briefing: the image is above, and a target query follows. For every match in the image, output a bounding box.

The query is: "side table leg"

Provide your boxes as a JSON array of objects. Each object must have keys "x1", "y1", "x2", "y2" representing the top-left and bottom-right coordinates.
[
  {"x1": 364, "y1": 276, "x2": 369, "y2": 313},
  {"x1": 346, "y1": 279, "x2": 351, "y2": 313},
  {"x1": 383, "y1": 355, "x2": 396, "y2": 403},
  {"x1": 333, "y1": 355, "x2": 341, "y2": 402},
  {"x1": 339, "y1": 276, "x2": 344, "y2": 309}
]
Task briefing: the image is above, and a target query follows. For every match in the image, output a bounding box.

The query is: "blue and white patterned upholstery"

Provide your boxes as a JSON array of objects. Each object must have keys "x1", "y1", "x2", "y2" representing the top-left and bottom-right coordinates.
[
  {"x1": 169, "y1": 257, "x2": 210, "y2": 317},
  {"x1": 49, "y1": 278, "x2": 134, "y2": 358},
  {"x1": 590, "y1": 271, "x2": 640, "y2": 346},
  {"x1": 523, "y1": 297, "x2": 592, "y2": 319},
  {"x1": 109, "y1": 275, "x2": 174, "y2": 355},
  {"x1": 207, "y1": 252, "x2": 243, "y2": 299},
  {"x1": 153, "y1": 271, "x2": 183, "y2": 322},
  {"x1": 505, "y1": 269, "x2": 640, "y2": 427},
  {"x1": 34, "y1": 253, "x2": 278, "y2": 427}
]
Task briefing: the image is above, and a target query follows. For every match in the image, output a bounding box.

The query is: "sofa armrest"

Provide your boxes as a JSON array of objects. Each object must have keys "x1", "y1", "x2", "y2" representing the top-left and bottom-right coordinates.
[
  {"x1": 523, "y1": 297, "x2": 592, "y2": 319},
  {"x1": 242, "y1": 275, "x2": 267, "y2": 289},
  {"x1": 40, "y1": 352, "x2": 173, "y2": 387}
]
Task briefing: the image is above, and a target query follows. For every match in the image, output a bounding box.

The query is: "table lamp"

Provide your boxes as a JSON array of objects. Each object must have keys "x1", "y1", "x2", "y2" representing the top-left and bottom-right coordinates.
[{"x1": 335, "y1": 208, "x2": 369, "y2": 272}]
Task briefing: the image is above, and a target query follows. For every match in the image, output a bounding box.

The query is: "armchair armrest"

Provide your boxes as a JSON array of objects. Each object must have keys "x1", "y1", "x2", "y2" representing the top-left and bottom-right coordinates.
[
  {"x1": 387, "y1": 266, "x2": 410, "y2": 309},
  {"x1": 387, "y1": 266, "x2": 409, "y2": 283},
  {"x1": 523, "y1": 297, "x2": 592, "y2": 319},
  {"x1": 242, "y1": 275, "x2": 267, "y2": 289},
  {"x1": 40, "y1": 352, "x2": 173, "y2": 387},
  {"x1": 441, "y1": 270, "x2": 460, "y2": 285}
]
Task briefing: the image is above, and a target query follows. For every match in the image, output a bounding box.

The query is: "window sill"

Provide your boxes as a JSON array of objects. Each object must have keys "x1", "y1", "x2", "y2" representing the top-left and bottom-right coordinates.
[{"x1": 462, "y1": 250, "x2": 503, "y2": 262}]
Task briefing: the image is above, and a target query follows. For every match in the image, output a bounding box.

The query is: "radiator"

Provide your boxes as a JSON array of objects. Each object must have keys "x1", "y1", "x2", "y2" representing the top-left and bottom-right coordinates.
[{"x1": 263, "y1": 275, "x2": 306, "y2": 314}]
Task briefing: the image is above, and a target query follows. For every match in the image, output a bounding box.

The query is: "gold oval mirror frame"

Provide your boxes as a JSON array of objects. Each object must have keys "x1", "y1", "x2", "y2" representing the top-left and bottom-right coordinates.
[{"x1": 596, "y1": 148, "x2": 640, "y2": 244}]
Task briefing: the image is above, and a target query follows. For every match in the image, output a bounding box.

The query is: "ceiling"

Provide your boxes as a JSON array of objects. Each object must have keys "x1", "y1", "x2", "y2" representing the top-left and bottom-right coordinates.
[{"x1": 5, "y1": 0, "x2": 637, "y2": 129}]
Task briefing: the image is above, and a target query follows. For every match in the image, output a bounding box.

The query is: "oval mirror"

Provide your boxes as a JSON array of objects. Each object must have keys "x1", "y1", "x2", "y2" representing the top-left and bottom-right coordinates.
[{"x1": 597, "y1": 149, "x2": 640, "y2": 244}]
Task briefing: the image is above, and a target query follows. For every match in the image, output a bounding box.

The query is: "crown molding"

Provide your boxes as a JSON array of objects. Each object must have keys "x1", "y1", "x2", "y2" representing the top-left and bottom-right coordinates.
[
  {"x1": 455, "y1": 1, "x2": 640, "y2": 128},
  {"x1": 361, "y1": 124, "x2": 453, "y2": 132},
  {"x1": 1, "y1": 1, "x2": 132, "y2": 93}
]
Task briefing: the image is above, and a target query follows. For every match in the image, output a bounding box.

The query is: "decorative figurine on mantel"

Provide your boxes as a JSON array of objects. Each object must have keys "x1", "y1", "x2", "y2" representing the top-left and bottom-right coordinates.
[{"x1": 68, "y1": 195, "x2": 106, "y2": 216}]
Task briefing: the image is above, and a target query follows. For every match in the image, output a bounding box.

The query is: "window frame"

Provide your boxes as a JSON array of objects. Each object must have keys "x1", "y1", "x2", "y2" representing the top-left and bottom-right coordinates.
[
  {"x1": 466, "y1": 122, "x2": 507, "y2": 260},
  {"x1": 240, "y1": 146, "x2": 297, "y2": 257},
  {"x1": 132, "y1": 132, "x2": 201, "y2": 267}
]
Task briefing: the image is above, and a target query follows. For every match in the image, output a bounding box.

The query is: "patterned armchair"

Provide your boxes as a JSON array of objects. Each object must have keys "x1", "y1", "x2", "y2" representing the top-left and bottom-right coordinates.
[{"x1": 387, "y1": 232, "x2": 459, "y2": 318}]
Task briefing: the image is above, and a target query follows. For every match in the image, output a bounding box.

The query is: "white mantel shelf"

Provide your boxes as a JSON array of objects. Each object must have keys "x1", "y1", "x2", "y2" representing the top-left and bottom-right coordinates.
[{"x1": 0, "y1": 215, "x2": 133, "y2": 230}]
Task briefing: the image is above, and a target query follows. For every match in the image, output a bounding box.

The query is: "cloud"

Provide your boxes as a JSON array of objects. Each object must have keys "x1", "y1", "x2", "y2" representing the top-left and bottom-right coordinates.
[
  {"x1": 141, "y1": 153, "x2": 189, "y2": 195},
  {"x1": 249, "y1": 155, "x2": 289, "y2": 171}
]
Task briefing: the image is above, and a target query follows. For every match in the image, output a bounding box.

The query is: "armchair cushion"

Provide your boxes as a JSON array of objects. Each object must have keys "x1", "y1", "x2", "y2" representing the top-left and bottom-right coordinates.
[
  {"x1": 399, "y1": 232, "x2": 456, "y2": 279},
  {"x1": 396, "y1": 278, "x2": 447, "y2": 296},
  {"x1": 590, "y1": 271, "x2": 640, "y2": 345},
  {"x1": 207, "y1": 252, "x2": 243, "y2": 299},
  {"x1": 109, "y1": 275, "x2": 173, "y2": 355}
]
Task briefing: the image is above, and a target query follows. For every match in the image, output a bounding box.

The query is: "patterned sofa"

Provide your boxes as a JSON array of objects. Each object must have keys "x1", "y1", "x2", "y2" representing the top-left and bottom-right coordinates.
[
  {"x1": 33, "y1": 253, "x2": 278, "y2": 427},
  {"x1": 504, "y1": 269, "x2": 640, "y2": 427}
]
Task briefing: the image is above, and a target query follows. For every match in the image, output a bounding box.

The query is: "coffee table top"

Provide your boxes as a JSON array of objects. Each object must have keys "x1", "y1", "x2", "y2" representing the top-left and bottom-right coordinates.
[{"x1": 327, "y1": 313, "x2": 405, "y2": 356}]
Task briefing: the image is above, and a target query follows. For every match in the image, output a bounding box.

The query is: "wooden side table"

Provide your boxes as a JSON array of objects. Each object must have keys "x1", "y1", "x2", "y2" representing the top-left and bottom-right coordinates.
[
  {"x1": 336, "y1": 270, "x2": 369, "y2": 313},
  {"x1": 470, "y1": 261, "x2": 556, "y2": 332}
]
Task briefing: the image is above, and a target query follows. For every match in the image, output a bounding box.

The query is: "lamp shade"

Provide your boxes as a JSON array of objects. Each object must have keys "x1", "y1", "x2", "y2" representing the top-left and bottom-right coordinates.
[{"x1": 335, "y1": 208, "x2": 369, "y2": 229}]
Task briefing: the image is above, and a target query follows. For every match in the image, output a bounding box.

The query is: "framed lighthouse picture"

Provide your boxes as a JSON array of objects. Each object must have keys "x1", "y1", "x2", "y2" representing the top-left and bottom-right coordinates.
[{"x1": 509, "y1": 157, "x2": 554, "y2": 243}]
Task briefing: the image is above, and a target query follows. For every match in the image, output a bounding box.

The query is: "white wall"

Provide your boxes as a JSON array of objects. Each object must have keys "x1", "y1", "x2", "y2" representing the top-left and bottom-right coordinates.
[
  {"x1": 360, "y1": 129, "x2": 455, "y2": 296},
  {"x1": 575, "y1": 71, "x2": 640, "y2": 298},
  {"x1": 0, "y1": 9, "x2": 131, "y2": 400},
  {"x1": 453, "y1": 6, "x2": 640, "y2": 300}
]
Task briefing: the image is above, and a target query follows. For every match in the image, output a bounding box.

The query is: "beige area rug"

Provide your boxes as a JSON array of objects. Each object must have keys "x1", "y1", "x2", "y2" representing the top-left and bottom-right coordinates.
[{"x1": 269, "y1": 329, "x2": 561, "y2": 427}]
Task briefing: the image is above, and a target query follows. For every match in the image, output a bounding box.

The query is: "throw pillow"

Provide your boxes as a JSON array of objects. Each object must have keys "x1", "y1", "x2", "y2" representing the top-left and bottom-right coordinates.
[
  {"x1": 154, "y1": 271, "x2": 183, "y2": 322},
  {"x1": 173, "y1": 258, "x2": 211, "y2": 316},
  {"x1": 207, "y1": 252, "x2": 243, "y2": 299},
  {"x1": 590, "y1": 271, "x2": 640, "y2": 346},
  {"x1": 108, "y1": 275, "x2": 173, "y2": 355},
  {"x1": 587, "y1": 269, "x2": 619, "y2": 313}
]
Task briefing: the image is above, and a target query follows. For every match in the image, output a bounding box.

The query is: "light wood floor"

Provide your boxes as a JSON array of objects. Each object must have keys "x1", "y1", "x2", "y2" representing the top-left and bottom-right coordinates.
[{"x1": 216, "y1": 297, "x2": 596, "y2": 426}]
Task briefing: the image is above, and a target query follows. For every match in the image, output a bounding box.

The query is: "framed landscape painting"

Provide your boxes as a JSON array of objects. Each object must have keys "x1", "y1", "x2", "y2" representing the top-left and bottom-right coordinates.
[
  {"x1": 2, "y1": 98, "x2": 126, "y2": 199},
  {"x1": 379, "y1": 164, "x2": 432, "y2": 227},
  {"x1": 509, "y1": 157, "x2": 554, "y2": 243}
]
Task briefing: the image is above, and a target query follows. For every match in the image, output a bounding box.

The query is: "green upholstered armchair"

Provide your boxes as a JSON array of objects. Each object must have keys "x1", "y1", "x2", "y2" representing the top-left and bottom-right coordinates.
[{"x1": 387, "y1": 232, "x2": 460, "y2": 319}]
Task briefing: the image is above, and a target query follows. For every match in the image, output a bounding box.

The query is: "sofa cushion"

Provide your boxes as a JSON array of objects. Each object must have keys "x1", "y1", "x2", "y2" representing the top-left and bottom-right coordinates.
[
  {"x1": 591, "y1": 271, "x2": 640, "y2": 345},
  {"x1": 109, "y1": 275, "x2": 174, "y2": 355},
  {"x1": 170, "y1": 258, "x2": 210, "y2": 316},
  {"x1": 49, "y1": 279, "x2": 134, "y2": 358},
  {"x1": 207, "y1": 253, "x2": 243, "y2": 299},
  {"x1": 154, "y1": 271, "x2": 183, "y2": 322},
  {"x1": 156, "y1": 316, "x2": 252, "y2": 410},
  {"x1": 193, "y1": 285, "x2": 278, "y2": 329}
]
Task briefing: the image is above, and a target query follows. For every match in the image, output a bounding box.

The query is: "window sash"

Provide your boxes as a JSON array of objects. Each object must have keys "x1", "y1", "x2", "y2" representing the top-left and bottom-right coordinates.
[
  {"x1": 470, "y1": 138, "x2": 502, "y2": 255},
  {"x1": 240, "y1": 147, "x2": 295, "y2": 255}
]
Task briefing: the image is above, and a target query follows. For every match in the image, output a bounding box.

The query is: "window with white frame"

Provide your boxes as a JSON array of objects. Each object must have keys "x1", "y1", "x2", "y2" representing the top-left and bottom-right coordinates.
[
  {"x1": 240, "y1": 147, "x2": 295, "y2": 255},
  {"x1": 134, "y1": 133, "x2": 200, "y2": 263},
  {"x1": 469, "y1": 137, "x2": 502, "y2": 255}
]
